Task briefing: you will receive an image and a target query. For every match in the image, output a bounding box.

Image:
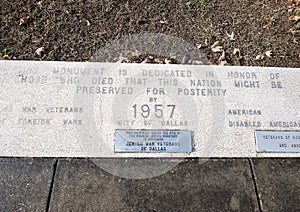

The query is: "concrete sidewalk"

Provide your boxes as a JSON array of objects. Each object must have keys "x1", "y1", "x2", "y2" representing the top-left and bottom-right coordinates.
[{"x1": 0, "y1": 158, "x2": 299, "y2": 211}]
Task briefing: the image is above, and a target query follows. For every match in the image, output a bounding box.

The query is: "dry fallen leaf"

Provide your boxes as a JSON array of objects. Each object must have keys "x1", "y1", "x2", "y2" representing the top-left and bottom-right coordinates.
[
  {"x1": 19, "y1": 15, "x2": 31, "y2": 26},
  {"x1": 34, "y1": 47, "x2": 44, "y2": 57},
  {"x1": 211, "y1": 41, "x2": 223, "y2": 52},
  {"x1": 211, "y1": 41, "x2": 219, "y2": 48},
  {"x1": 191, "y1": 60, "x2": 203, "y2": 65},
  {"x1": 288, "y1": 28, "x2": 300, "y2": 34},
  {"x1": 263, "y1": 24, "x2": 270, "y2": 30},
  {"x1": 218, "y1": 50, "x2": 226, "y2": 62},
  {"x1": 256, "y1": 54, "x2": 264, "y2": 60},
  {"x1": 204, "y1": 38, "x2": 209, "y2": 45},
  {"x1": 119, "y1": 56, "x2": 129, "y2": 63},
  {"x1": 80, "y1": 18, "x2": 90, "y2": 26},
  {"x1": 225, "y1": 32, "x2": 235, "y2": 40},
  {"x1": 288, "y1": 16, "x2": 300, "y2": 21},
  {"x1": 218, "y1": 60, "x2": 227, "y2": 66},
  {"x1": 164, "y1": 58, "x2": 172, "y2": 64},
  {"x1": 142, "y1": 58, "x2": 151, "y2": 63},
  {"x1": 211, "y1": 46, "x2": 223, "y2": 52},
  {"x1": 131, "y1": 50, "x2": 140, "y2": 57},
  {"x1": 154, "y1": 58, "x2": 163, "y2": 64},
  {"x1": 265, "y1": 50, "x2": 273, "y2": 57},
  {"x1": 233, "y1": 48, "x2": 240, "y2": 56},
  {"x1": 2, "y1": 55, "x2": 11, "y2": 60},
  {"x1": 159, "y1": 20, "x2": 168, "y2": 24},
  {"x1": 288, "y1": 0, "x2": 299, "y2": 3},
  {"x1": 196, "y1": 44, "x2": 202, "y2": 49},
  {"x1": 37, "y1": 1, "x2": 43, "y2": 8}
]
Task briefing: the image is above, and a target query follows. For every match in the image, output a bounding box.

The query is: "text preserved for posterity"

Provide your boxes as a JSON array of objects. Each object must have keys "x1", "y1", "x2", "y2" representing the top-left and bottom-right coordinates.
[{"x1": 0, "y1": 61, "x2": 299, "y2": 157}]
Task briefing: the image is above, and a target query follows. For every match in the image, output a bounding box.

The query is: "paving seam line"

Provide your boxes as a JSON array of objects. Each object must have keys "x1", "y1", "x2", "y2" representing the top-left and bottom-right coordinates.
[
  {"x1": 248, "y1": 158, "x2": 263, "y2": 212},
  {"x1": 46, "y1": 159, "x2": 58, "y2": 212}
]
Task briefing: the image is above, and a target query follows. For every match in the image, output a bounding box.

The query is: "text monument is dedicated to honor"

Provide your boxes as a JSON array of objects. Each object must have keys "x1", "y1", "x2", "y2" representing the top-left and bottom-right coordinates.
[{"x1": 0, "y1": 61, "x2": 299, "y2": 157}]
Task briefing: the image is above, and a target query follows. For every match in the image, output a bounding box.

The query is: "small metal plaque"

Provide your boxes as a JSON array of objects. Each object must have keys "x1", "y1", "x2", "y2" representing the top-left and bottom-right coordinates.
[
  {"x1": 255, "y1": 131, "x2": 300, "y2": 152},
  {"x1": 115, "y1": 130, "x2": 193, "y2": 153}
]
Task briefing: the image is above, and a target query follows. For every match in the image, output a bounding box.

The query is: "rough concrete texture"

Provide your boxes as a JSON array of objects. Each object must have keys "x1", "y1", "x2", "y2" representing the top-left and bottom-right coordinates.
[
  {"x1": 0, "y1": 158, "x2": 56, "y2": 211},
  {"x1": 252, "y1": 158, "x2": 300, "y2": 212},
  {"x1": 2, "y1": 158, "x2": 299, "y2": 211},
  {"x1": 49, "y1": 158, "x2": 259, "y2": 211}
]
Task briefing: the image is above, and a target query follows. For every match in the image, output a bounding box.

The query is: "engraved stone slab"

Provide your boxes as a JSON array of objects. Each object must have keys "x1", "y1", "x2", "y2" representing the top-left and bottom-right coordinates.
[
  {"x1": 256, "y1": 131, "x2": 300, "y2": 152},
  {"x1": 0, "y1": 60, "x2": 300, "y2": 157},
  {"x1": 115, "y1": 130, "x2": 193, "y2": 153}
]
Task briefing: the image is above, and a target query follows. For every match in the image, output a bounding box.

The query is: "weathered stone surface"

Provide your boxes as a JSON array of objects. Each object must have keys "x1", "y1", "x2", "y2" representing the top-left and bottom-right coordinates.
[
  {"x1": 49, "y1": 158, "x2": 259, "y2": 211},
  {"x1": 252, "y1": 158, "x2": 300, "y2": 211},
  {"x1": 0, "y1": 158, "x2": 56, "y2": 211},
  {"x1": 1, "y1": 61, "x2": 300, "y2": 157}
]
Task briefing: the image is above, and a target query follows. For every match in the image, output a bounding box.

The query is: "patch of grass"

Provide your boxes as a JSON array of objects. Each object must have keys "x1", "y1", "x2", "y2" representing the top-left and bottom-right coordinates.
[
  {"x1": 124, "y1": 1, "x2": 130, "y2": 11},
  {"x1": 186, "y1": 1, "x2": 192, "y2": 10},
  {"x1": 205, "y1": 24, "x2": 221, "y2": 39},
  {"x1": 198, "y1": 0, "x2": 211, "y2": 11},
  {"x1": 1, "y1": 49, "x2": 13, "y2": 60},
  {"x1": 179, "y1": 0, "x2": 212, "y2": 13},
  {"x1": 234, "y1": 61, "x2": 240, "y2": 66},
  {"x1": 263, "y1": 38, "x2": 274, "y2": 48},
  {"x1": 235, "y1": 19, "x2": 247, "y2": 25},
  {"x1": 2, "y1": 14, "x2": 12, "y2": 24}
]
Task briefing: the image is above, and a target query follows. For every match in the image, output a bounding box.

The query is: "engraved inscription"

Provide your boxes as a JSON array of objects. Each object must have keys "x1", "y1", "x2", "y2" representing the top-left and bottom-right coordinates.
[
  {"x1": 0, "y1": 61, "x2": 299, "y2": 157},
  {"x1": 115, "y1": 130, "x2": 193, "y2": 153},
  {"x1": 227, "y1": 71, "x2": 260, "y2": 89},
  {"x1": 256, "y1": 131, "x2": 300, "y2": 152}
]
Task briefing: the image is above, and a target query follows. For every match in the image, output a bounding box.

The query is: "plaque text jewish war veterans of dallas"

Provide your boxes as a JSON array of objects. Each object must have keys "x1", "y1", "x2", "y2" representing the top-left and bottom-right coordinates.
[{"x1": 0, "y1": 61, "x2": 299, "y2": 157}]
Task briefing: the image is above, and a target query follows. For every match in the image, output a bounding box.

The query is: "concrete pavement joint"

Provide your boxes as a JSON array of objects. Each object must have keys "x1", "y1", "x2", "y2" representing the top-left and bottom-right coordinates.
[
  {"x1": 248, "y1": 158, "x2": 263, "y2": 212},
  {"x1": 46, "y1": 159, "x2": 58, "y2": 212}
]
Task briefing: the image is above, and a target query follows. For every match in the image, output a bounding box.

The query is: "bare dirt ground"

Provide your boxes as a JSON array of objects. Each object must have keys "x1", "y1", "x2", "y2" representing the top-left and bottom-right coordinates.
[{"x1": 0, "y1": 0, "x2": 299, "y2": 67}]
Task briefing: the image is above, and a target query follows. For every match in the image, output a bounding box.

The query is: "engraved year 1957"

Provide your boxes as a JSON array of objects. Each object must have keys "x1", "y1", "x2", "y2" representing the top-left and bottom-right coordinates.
[{"x1": 132, "y1": 104, "x2": 176, "y2": 119}]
